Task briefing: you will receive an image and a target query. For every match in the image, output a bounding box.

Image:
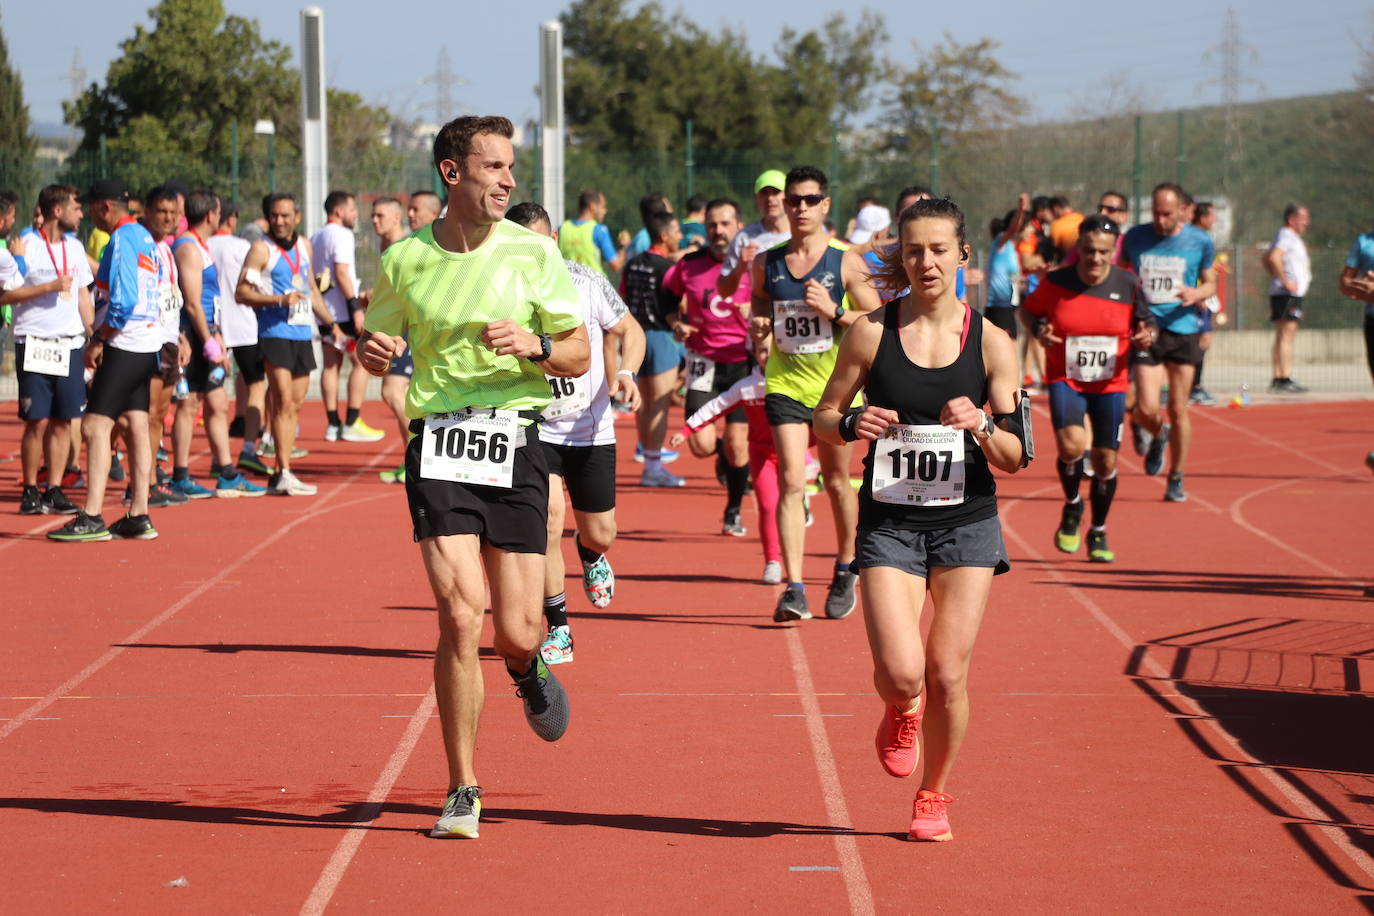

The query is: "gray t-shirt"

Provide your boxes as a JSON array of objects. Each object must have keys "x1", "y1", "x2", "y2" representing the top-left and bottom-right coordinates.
[{"x1": 720, "y1": 221, "x2": 791, "y2": 280}]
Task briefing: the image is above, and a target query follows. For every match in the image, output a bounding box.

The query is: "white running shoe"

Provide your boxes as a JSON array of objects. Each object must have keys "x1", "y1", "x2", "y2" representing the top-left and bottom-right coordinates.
[
  {"x1": 324, "y1": 423, "x2": 341, "y2": 442},
  {"x1": 270, "y1": 469, "x2": 318, "y2": 496},
  {"x1": 762, "y1": 561, "x2": 783, "y2": 585}
]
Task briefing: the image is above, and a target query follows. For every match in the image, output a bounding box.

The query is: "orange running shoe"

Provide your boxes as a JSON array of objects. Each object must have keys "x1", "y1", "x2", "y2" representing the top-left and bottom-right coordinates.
[
  {"x1": 908, "y1": 789, "x2": 954, "y2": 842},
  {"x1": 874, "y1": 697, "x2": 923, "y2": 778}
]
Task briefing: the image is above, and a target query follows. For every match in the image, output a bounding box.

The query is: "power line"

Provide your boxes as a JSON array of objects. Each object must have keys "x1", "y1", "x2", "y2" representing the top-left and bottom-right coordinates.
[{"x1": 1201, "y1": 7, "x2": 1262, "y2": 190}]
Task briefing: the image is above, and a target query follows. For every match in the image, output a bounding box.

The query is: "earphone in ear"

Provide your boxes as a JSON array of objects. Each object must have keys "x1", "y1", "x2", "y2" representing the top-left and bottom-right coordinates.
[{"x1": 447, "y1": 169, "x2": 458, "y2": 181}]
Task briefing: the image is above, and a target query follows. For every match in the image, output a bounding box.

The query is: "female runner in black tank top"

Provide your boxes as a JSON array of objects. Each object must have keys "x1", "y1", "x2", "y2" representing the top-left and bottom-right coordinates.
[{"x1": 815, "y1": 197, "x2": 1025, "y2": 842}]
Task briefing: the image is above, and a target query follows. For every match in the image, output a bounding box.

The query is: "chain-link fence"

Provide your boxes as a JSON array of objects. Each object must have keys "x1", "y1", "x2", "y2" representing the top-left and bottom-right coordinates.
[{"x1": 4, "y1": 97, "x2": 1371, "y2": 396}]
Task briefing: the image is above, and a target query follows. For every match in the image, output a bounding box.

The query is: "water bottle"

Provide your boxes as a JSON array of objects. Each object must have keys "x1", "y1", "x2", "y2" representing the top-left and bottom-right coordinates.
[
  {"x1": 173, "y1": 377, "x2": 190, "y2": 400},
  {"x1": 208, "y1": 365, "x2": 226, "y2": 386},
  {"x1": 1229, "y1": 382, "x2": 1249, "y2": 409}
]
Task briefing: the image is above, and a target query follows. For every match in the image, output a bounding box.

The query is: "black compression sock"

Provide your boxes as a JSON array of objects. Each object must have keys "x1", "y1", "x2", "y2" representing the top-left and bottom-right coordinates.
[
  {"x1": 725, "y1": 463, "x2": 749, "y2": 510},
  {"x1": 544, "y1": 592, "x2": 568, "y2": 629},
  {"x1": 325, "y1": 408, "x2": 341, "y2": 427},
  {"x1": 345, "y1": 408, "x2": 359, "y2": 427},
  {"x1": 1057, "y1": 457, "x2": 1084, "y2": 502},
  {"x1": 1193, "y1": 359, "x2": 1205, "y2": 389},
  {"x1": 1090, "y1": 473, "x2": 1119, "y2": 528},
  {"x1": 574, "y1": 534, "x2": 601, "y2": 565},
  {"x1": 173, "y1": 465, "x2": 190, "y2": 482}
]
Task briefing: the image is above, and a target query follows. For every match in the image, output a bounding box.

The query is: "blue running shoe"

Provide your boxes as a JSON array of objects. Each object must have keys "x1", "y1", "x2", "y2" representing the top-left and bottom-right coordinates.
[
  {"x1": 171, "y1": 477, "x2": 215, "y2": 500},
  {"x1": 216, "y1": 473, "x2": 267, "y2": 498}
]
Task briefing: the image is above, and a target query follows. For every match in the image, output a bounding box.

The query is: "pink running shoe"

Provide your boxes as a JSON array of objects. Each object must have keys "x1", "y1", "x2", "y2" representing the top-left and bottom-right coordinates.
[
  {"x1": 908, "y1": 789, "x2": 954, "y2": 842},
  {"x1": 875, "y1": 697, "x2": 923, "y2": 778}
]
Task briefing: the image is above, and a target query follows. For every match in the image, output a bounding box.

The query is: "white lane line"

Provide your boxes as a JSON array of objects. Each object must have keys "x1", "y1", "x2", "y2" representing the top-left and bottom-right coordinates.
[
  {"x1": 1196, "y1": 407, "x2": 1358, "y2": 477},
  {"x1": 1228, "y1": 478, "x2": 1350, "y2": 578},
  {"x1": 0, "y1": 450, "x2": 396, "y2": 743},
  {"x1": 998, "y1": 509, "x2": 1374, "y2": 886},
  {"x1": 300, "y1": 689, "x2": 436, "y2": 916},
  {"x1": 783, "y1": 627, "x2": 874, "y2": 916}
]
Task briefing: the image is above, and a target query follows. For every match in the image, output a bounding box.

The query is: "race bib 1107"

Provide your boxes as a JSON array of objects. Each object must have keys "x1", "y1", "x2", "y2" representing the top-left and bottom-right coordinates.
[{"x1": 870, "y1": 423, "x2": 966, "y2": 507}]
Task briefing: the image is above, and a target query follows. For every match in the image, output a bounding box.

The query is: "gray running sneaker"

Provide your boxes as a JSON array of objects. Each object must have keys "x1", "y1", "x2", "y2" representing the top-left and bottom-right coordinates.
[
  {"x1": 773, "y1": 585, "x2": 812, "y2": 622},
  {"x1": 1164, "y1": 472, "x2": 1187, "y2": 503},
  {"x1": 824, "y1": 569, "x2": 858, "y2": 619},
  {"x1": 429, "y1": 785, "x2": 483, "y2": 839},
  {"x1": 510, "y1": 656, "x2": 570, "y2": 742}
]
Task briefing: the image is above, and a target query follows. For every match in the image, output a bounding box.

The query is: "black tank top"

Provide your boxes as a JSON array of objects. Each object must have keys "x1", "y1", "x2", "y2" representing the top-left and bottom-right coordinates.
[{"x1": 859, "y1": 303, "x2": 998, "y2": 531}]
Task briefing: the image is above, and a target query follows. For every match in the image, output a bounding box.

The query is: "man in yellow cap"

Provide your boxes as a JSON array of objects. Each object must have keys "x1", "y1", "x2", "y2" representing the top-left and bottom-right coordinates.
[{"x1": 717, "y1": 169, "x2": 790, "y2": 299}]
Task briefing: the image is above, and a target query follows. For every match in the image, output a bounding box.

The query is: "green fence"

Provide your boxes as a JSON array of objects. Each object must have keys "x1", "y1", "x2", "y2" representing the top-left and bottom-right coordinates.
[{"x1": 4, "y1": 95, "x2": 1371, "y2": 393}]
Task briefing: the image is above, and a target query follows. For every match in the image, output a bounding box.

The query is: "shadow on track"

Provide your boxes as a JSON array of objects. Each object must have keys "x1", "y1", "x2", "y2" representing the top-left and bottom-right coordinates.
[{"x1": 1128, "y1": 617, "x2": 1374, "y2": 895}]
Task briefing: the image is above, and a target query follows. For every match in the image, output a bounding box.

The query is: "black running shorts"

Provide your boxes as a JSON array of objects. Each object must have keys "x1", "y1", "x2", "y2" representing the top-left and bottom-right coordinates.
[
  {"x1": 1132, "y1": 329, "x2": 1202, "y2": 368},
  {"x1": 764, "y1": 392, "x2": 813, "y2": 426},
  {"x1": 404, "y1": 419, "x2": 549, "y2": 553},
  {"x1": 87, "y1": 345, "x2": 159, "y2": 419},
  {"x1": 685, "y1": 357, "x2": 751, "y2": 423},
  {"x1": 544, "y1": 441, "x2": 617, "y2": 514},
  {"x1": 259, "y1": 337, "x2": 317, "y2": 376},
  {"x1": 233, "y1": 344, "x2": 266, "y2": 384}
]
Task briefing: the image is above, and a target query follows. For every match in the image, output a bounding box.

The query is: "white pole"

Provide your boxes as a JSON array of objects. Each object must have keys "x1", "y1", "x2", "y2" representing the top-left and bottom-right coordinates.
[
  {"x1": 300, "y1": 7, "x2": 328, "y2": 237},
  {"x1": 539, "y1": 21, "x2": 565, "y2": 226}
]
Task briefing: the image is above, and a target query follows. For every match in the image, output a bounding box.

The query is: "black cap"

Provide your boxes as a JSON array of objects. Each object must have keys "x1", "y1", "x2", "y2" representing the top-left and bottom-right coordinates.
[{"x1": 78, "y1": 178, "x2": 130, "y2": 204}]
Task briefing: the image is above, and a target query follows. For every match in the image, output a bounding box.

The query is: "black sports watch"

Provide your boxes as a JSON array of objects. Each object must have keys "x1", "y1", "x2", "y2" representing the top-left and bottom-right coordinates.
[
  {"x1": 833, "y1": 304, "x2": 847, "y2": 321},
  {"x1": 528, "y1": 333, "x2": 554, "y2": 363}
]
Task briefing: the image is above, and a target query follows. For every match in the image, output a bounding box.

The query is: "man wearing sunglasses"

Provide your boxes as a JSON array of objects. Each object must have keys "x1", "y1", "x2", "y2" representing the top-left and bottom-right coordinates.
[{"x1": 750, "y1": 166, "x2": 881, "y2": 623}]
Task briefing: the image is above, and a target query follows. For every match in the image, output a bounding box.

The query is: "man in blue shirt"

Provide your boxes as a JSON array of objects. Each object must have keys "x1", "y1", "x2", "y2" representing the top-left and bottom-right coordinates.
[
  {"x1": 1121, "y1": 182, "x2": 1217, "y2": 504},
  {"x1": 557, "y1": 189, "x2": 629, "y2": 276},
  {"x1": 1339, "y1": 230, "x2": 1374, "y2": 386}
]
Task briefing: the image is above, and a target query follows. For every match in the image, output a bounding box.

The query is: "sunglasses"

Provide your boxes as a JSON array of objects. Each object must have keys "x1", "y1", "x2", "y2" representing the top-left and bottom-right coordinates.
[
  {"x1": 1098, "y1": 203, "x2": 1127, "y2": 213},
  {"x1": 785, "y1": 193, "x2": 826, "y2": 208}
]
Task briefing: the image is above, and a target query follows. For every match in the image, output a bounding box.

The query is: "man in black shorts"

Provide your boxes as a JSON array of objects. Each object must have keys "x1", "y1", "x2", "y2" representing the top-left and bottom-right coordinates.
[
  {"x1": 359, "y1": 116, "x2": 589, "y2": 839},
  {"x1": 50, "y1": 186, "x2": 182, "y2": 541}
]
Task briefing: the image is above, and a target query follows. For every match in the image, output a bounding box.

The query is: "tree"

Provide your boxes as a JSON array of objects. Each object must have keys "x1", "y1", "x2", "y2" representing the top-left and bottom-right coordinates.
[
  {"x1": 878, "y1": 35, "x2": 1022, "y2": 153},
  {"x1": 0, "y1": 11, "x2": 37, "y2": 200},
  {"x1": 63, "y1": 0, "x2": 397, "y2": 196},
  {"x1": 559, "y1": 0, "x2": 887, "y2": 152}
]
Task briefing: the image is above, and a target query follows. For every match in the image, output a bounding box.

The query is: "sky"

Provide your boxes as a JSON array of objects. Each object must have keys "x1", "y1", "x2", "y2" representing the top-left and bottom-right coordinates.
[{"x1": 6, "y1": 0, "x2": 1371, "y2": 137}]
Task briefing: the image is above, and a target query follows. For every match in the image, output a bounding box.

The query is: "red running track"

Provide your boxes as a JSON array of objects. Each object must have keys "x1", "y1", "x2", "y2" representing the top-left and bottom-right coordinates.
[{"x1": 0, "y1": 399, "x2": 1371, "y2": 913}]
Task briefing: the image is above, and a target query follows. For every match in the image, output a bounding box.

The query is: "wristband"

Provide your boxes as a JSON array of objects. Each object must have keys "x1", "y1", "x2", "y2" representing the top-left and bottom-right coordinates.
[
  {"x1": 322, "y1": 321, "x2": 336, "y2": 335},
  {"x1": 616, "y1": 368, "x2": 638, "y2": 382},
  {"x1": 202, "y1": 337, "x2": 224, "y2": 362},
  {"x1": 838, "y1": 411, "x2": 860, "y2": 442},
  {"x1": 345, "y1": 296, "x2": 359, "y2": 311}
]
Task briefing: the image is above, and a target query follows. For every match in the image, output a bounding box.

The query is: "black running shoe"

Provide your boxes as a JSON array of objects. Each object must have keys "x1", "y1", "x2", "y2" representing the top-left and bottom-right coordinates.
[
  {"x1": 509, "y1": 657, "x2": 570, "y2": 742},
  {"x1": 47, "y1": 512, "x2": 111, "y2": 542},
  {"x1": 19, "y1": 484, "x2": 43, "y2": 515},
  {"x1": 773, "y1": 585, "x2": 812, "y2": 622},
  {"x1": 110, "y1": 513, "x2": 158, "y2": 540},
  {"x1": 108, "y1": 452, "x2": 126, "y2": 482},
  {"x1": 824, "y1": 569, "x2": 858, "y2": 619},
  {"x1": 1144, "y1": 423, "x2": 1170, "y2": 477},
  {"x1": 154, "y1": 481, "x2": 189, "y2": 506},
  {"x1": 40, "y1": 486, "x2": 79, "y2": 515},
  {"x1": 1131, "y1": 422, "x2": 1150, "y2": 458}
]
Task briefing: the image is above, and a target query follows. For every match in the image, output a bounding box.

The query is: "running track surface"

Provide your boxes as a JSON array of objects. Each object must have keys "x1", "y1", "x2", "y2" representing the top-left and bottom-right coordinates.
[{"x1": 1, "y1": 400, "x2": 1371, "y2": 914}]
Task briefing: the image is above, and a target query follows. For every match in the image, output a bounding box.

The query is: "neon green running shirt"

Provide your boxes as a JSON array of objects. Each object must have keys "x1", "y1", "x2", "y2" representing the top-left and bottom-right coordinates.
[{"x1": 365, "y1": 221, "x2": 582, "y2": 419}]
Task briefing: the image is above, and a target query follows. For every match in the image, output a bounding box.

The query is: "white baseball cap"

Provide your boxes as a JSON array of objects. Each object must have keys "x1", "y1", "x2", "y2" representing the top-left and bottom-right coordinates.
[{"x1": 848, "y1": 205, "x2": 891, "y2": 245}]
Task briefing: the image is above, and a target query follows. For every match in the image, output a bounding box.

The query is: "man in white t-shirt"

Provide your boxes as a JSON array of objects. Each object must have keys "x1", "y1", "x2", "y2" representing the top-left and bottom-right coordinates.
[
  {"x1": 716, "y1": 170, "x2": 791, "y2": 299},
  {"x1": 311, "y1": 190, "x2": 385, "y2": 442},
  {"x1": 1264, "y1": 203, "x2": 1311, "y2": 393},
  {"x1": 5, "y1": 185, "x2": 93, "y2": 516},
  {"x1": 507, "y1": 201, "x2": 645, "y2": 665}
]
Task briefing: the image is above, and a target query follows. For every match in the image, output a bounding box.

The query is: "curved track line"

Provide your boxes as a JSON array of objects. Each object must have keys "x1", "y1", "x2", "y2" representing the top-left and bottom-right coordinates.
[
  {"x1": 1229, "y1": 478, "x2": 1349, "y2": 578},
  {"x1": 0, "y1": 449, "x2": 396, "y2": 742},
  {"x1": 300, "y1": 689, "x2": 437, "y2": 916},
  {"x1": 784, "y1": 627, "x2": 874, "y2": 916},
  {"x1": 998, "y1": 501, "x2": 1374, "y2": 886},
  {"x1": 1195, "y1": 408, "x2": 1356, "y2": 477}
]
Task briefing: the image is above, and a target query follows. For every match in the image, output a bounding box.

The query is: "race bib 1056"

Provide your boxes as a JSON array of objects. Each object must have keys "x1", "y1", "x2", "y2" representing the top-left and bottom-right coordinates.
[{"x1": 420, "y1": 409, "x2": 519, "y2": 488}]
